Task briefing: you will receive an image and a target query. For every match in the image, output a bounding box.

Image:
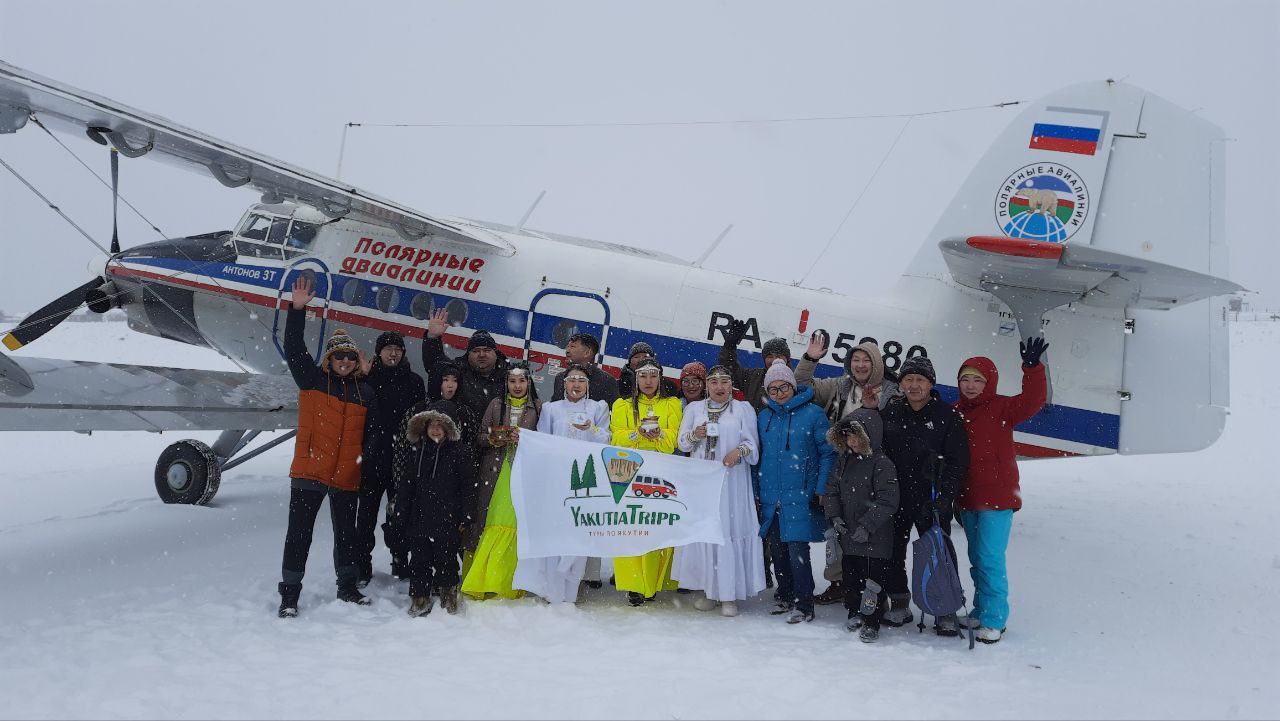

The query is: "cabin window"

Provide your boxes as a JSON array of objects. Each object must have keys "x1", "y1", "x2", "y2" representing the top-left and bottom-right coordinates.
[
  {"x1": 410, "y1": 292, "x2": 434, "y2": 320},
  {"x1": 342, "y1": 278, "x2": 367, "y2": 307},
  {"x1": 375, "y1": 285, "x2": 400, "y2": 314}
]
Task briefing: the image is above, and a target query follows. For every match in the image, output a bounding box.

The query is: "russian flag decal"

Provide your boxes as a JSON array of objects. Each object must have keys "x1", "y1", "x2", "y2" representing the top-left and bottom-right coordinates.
[{"x1": 1029, "y1": 107, "x2": 1109, "y2": 156}]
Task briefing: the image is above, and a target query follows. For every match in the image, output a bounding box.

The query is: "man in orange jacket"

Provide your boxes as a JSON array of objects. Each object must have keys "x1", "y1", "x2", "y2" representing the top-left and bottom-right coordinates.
[{"x1": 277, "y1": 275, "x2": 377, "y2": 618}]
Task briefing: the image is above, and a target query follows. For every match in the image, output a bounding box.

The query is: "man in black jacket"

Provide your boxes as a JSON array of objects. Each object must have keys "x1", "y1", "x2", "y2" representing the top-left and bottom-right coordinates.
[
  {"x1": 718, "y1": 319, "x2": 791, "y2": 412},
  {"x1": 420, "y1": 308, "x2": 508, "y2": 424},
  {"x1": 879, "y1": 355, "x2": 970, "y2": 635},
  {"x1": 551, "y1": 332, "x2": 619, "y2": 406},
  {"x1": 355, "y1": 331, "x2": 426, "y2": 586}
]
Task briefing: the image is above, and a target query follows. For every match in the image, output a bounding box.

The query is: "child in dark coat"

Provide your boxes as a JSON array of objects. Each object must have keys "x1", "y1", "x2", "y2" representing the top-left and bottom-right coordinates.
[
  {"x1": 822, "y1": 407, "x2": 899, "y2": 643},
  {"x1": 393, "y1": 409, "x2": 475, "y2": 616}
]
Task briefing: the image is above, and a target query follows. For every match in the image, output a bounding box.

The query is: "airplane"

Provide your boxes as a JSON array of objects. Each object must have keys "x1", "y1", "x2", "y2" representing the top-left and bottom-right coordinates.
[{"x1": 0, "y1": 61, "x2": 1242, "y2": 506}]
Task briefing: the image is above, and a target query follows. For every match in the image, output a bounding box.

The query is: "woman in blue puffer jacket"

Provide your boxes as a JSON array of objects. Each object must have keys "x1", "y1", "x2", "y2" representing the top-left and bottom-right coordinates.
[{"x1": 755, "y1": 359, "x2": 836, "y2": 624}]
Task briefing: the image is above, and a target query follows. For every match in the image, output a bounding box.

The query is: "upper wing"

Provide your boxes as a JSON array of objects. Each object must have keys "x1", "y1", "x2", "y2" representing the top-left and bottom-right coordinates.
[
  {"x1": 0, "y1": 353, "x2": 297, "y2": 432},
  {"x1": 0, "y1": 59, "x2": 513, "y2": 253}
]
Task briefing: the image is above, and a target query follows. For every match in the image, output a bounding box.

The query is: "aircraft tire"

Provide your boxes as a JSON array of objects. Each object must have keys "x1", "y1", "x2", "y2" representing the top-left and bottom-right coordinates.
[{"x1": 155, "y1": 439, "x2": 222, "y2": 505}]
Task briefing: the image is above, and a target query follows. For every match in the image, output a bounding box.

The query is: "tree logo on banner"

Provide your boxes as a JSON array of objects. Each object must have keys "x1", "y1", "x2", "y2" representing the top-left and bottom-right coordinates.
[{"x1": 569, "y1": 456, "x2": 599, "y2": 498}]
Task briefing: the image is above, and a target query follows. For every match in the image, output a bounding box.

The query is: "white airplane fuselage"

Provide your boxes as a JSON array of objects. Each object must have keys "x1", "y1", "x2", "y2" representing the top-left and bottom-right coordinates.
[{"x1": 106, "y1": 201, "x2": 1127, "y2": 460}]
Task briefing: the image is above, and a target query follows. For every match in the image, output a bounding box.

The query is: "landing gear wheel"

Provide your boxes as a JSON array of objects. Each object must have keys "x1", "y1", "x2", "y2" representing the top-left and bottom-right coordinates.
[{"x1": 155, "y1": 439, "x2": 221, "y2": 505}]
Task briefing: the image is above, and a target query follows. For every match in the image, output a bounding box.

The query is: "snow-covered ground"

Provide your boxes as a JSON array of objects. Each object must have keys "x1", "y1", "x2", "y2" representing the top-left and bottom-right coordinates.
[{"x1": 1, "y1": 321, "x2": 1277, "y2": 719}]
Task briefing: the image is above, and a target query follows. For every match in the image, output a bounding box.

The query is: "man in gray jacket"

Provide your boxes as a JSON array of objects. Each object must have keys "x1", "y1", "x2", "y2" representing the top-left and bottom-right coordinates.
[
  {"x1": 797, "y1": 331, "x2": 901, "y2": 605},
  {"x1": 822, "y1": 407, "x2": 899, "y2": 643}
]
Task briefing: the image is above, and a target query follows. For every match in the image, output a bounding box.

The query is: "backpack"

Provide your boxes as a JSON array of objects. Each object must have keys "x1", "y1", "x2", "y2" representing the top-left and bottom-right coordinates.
[{"x1": 911, "y1": 459, "x2": 974, "y2": 648}]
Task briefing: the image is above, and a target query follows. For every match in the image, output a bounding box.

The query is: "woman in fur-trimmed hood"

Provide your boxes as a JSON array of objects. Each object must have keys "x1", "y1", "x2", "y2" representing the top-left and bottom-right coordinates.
[
  {"x1": 392, "y1": 408, "x2": 475, "y2": 615},
  {"x1": 822, "y1": 407, "x2": 899, "y2": 638}
]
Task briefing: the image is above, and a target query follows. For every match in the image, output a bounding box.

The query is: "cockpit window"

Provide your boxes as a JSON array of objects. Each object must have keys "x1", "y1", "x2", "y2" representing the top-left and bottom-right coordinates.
[
  {"x1": 239, "y1": 214, "x2": 271, "y2": 241},
  {"x1": 267, "y1": 218, "x2": 290, "y2": 246},
  {"x1": 286, "y1": 221, "x2": 318, "y2": 250}
]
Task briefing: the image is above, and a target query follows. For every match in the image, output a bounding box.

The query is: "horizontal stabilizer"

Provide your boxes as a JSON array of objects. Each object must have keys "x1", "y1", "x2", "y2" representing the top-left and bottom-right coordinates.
[
  {"x1": 940, "y1": 236, "x2": 1243, "y2": 311},
  {"x1": 0, "y1": 355, "x2": 297, "y2": 432}
]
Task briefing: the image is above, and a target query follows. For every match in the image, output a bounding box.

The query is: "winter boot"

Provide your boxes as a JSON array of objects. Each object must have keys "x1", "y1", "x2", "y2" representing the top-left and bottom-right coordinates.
[
  {"x1": 407, "y1": 595, "x2": 434, "y2": 617},
  {"x1": 441, "y1": 586, "x2": 461, "y2": 615},
  {"x1": 786, "y1": 609, "x2": 815, "y2": 624},
  {"x1": 882, "y1": 593, "x2": 913, "y2": 627},
  {"x1": 976, "y1": 626, "x2": 1005, "y2": 644},
  {"x1": 720, "y1": 601, "x2": 739, "y2": 618},
  {"x1": 815, "y1": 580, "x2": 845, "y2": 606},
  {"x1": 934, "y1": 613, "x2": 960, "y2": 637},
  {"x1": 337, "y1": 585, "x2": 372, "y2": 606},
  {"x1": 769, "y1": 600, "x2": 795, "y2": 615},
  {"x1": 961, "y1": 614, "x2": 982, "y2": 630},
  {"x1": 277, "y1": 582, "x2": 301, "y2": 618},
  {"x1": 627, "y1": 592, "x2": 646, "y2": 607},
  {"x1": 845, "y1": 613, "x2": 863, "y2": 632},
  {"x1": 858, "y1": 623, "x2": 881, "y2": 643},
  {"x1": 693, "y1": 595, "x2": 719, "y2": 612}
]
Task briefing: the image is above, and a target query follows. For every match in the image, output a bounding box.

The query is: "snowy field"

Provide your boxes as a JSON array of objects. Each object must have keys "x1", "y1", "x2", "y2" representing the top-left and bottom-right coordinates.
[{"x1": 1, "y1": 320, "x2": 1277, "y2": 720}]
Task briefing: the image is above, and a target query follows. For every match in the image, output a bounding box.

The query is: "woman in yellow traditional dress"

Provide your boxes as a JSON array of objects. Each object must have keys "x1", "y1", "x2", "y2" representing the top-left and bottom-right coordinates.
[
  {"x1": 461, "y1": 361, "x2": 541, "y2": 599},
  {"x1": 610, "y1": 357, "x2": 683, "y2": 606}
]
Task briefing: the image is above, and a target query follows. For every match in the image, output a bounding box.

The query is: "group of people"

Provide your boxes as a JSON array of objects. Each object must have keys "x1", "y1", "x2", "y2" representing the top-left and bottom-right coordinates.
[{"x1": 275, "y1": 276, "x2": 1048, "y2": 645}]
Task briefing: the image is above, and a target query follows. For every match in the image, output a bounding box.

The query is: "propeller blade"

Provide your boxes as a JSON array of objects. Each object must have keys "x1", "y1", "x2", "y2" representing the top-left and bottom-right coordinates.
[{"x1": 2, "y1": 278, "x2": 103, "y2": 351}]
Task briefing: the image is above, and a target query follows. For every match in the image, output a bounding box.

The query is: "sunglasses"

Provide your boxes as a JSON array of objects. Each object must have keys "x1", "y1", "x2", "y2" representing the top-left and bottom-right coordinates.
[{"x1": 331, "y1": 351, "x2": 358, "y2": 362}]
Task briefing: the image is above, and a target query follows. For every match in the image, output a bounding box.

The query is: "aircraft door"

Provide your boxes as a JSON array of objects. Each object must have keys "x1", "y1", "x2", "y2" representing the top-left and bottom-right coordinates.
[
  {"x1": 272, "y1": 259, "x2": 334, "y2": 364},
  {"x1": 522, "y1": 288, "x2": 611, "y2": 401}
]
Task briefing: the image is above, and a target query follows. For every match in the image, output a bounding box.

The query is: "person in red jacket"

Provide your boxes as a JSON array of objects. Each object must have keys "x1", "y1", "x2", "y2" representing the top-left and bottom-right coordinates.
[{"x1": 953, "y1": 336, "x2": 1048, "y2": 644}]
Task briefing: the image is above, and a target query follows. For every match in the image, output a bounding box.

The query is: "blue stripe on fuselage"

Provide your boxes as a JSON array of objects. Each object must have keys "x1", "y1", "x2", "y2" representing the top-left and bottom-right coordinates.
[{"x1": 121, "y1": 256, "x2": 1120, "y2": 450}]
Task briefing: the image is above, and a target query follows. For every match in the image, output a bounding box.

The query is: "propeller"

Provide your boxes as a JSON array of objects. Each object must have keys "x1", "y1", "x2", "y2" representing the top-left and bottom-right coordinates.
[{"x1": 1, "y1": 278, "x2": 104, "y2": 351}]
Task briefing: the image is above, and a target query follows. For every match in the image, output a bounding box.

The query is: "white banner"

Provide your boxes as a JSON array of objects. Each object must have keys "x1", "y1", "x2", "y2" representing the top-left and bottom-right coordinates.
[{"x1": 510, "y1": 430, "x2": 727, "y2": 558}]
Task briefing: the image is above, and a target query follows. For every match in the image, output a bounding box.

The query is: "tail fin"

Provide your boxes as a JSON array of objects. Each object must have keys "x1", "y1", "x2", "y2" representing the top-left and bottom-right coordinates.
[{"x1": 909, "y1": 81, "x2": 1240, "y2": 455}]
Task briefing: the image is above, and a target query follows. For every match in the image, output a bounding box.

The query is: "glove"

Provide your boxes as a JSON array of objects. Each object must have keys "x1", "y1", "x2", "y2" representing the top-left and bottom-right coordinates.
[
  {"x1": 1020, "y1": 336, "x2": 1049, "y2": 367},
  {"x1": 848, "y1": 525, "x2": 870, "y2": 544},
  {"x1": 831, "y1": 517, "x2": 850, "y2": 535},
  {"x1": 810, "y1": 495, "x2": 824, "y2": 512},
  {"x1": 724, "y1": 319, "x2": 749, "y2": 347}
]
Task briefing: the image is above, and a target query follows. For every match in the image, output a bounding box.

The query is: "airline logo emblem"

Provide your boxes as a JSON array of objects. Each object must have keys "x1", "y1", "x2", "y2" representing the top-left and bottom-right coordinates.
[
  {"x1": 1028, "y1": 107, "x2": 1109, "y2": 156},
  {"x1": 994, "y1": 163, "x2": 1090, "y2": 243}
]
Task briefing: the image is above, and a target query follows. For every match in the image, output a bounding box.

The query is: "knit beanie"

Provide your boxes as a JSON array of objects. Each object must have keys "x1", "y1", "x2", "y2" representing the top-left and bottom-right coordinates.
[
  {"x1": 763, "y1": 358, "x2": 796, "y2": 389},
  {"x1": 679, "y1": 361, "x2": 707, "y2": 382},
  {"x1": 762, "y1": 337, "x2": 791, "y2": 360},
  {"x1": 467, "y1": 331, "x2": 497, "y2": 352},
  {"x1": 375, "y1": 331, "x2": 405, "y2": 355},
  {"x1": 899, "y1": 355, "x2": 937, "y2": 386},
  {"x1": 322, "y1": 330, "x2": 358, "y2": 358},
  {"x1": 628, "y1": 341, "x2": 655, "y2": 361},
  {"x1": 322, "y1": 328, "x2": 360, "y2": 373},
  {"x1": 958, "y1": 365, "x2": 987, "y2": 383}
]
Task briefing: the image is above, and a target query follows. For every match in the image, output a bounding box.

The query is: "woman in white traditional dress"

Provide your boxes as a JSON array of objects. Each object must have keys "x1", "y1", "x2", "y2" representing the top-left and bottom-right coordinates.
[
  {"x1": 513, "y1": 363, "x2": 611, "y2": 603},
  {"x1": 672, "y1": 364, "x2": 765, "y2": 617}
]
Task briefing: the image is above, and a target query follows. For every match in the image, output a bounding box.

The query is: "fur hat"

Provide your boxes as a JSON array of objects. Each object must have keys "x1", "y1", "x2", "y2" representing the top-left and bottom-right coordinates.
[
  {"x1": 826, "y1": 408, "x2": 883, "y2": 457},
  {"x1": 405, "y1": 409, "x2": 461, "y2": 444},
  {"x1": 467, "y1": 331, "x2": 497, "y2": 353},
  {"x1": 320, "y1": 328, "x2": 363, "y2": 375},
  {"x1": 898, "y1": 355, "x2": 936, "y2": 386},
  {"x1": 679, "y1": 361, "x2": 707, "y2": 382},
  {"x1": 762, "y1": 337, "x2": 791, "y2": 360},
  {"x1": 763, "y1": 358, "x2": 796, "y2": 390},
  {"x1": 375, "y1": 331, "x2": 406, "y2": 355}
]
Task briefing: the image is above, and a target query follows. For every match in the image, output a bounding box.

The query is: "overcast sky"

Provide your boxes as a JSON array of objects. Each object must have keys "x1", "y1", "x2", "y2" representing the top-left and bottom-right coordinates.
[{"x1": 0, "y1": 0, "x2": 1276, "y2": 317}]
